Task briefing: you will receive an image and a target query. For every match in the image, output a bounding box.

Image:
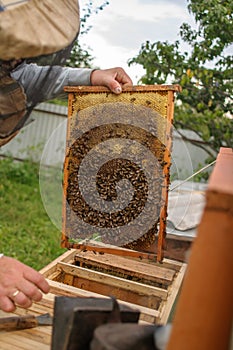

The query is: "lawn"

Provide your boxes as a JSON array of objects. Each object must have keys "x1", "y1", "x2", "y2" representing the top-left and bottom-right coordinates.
[{"x1": 0, "y1": 157, "x2": 66, "y2": 270}]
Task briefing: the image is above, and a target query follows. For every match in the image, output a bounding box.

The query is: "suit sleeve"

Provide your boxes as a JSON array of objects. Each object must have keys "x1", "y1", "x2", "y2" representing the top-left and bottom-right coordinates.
[{"x1": 11, "y1": 62, "x2": 94, "y2": 106}]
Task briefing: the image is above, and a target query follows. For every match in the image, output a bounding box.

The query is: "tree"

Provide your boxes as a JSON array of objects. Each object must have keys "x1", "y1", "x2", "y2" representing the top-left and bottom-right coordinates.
[
  {"x1": 66, "y1": 0, "x2": 109, "y2": 68},
  {"x1": 128, "y1": 0, "x2": 233, "y2": 161}
]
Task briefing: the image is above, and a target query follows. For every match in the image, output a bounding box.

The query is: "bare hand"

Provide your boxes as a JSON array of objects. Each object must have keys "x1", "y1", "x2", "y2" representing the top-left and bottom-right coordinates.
[
  {"x1": 90, "y1": 67, "x2": 133, "y2": 94},
  {"x1": 0, "y1": 256, "x2": 50, "y2": 312}
]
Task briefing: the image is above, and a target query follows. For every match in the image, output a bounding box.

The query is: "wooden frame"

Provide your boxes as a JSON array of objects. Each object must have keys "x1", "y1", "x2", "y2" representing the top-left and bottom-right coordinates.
[{"x1": 62, "y1": 85, "x2": 181, "y2": 262}]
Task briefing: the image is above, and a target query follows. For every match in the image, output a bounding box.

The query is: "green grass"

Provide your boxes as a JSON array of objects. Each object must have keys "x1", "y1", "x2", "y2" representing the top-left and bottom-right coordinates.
[{"x1": 0, "y1": 157, "x2": 66, "y2": 270}]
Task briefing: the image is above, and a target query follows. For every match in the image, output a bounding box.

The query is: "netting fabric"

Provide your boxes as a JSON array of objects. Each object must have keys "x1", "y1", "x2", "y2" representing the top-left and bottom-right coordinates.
[{"x1": 0, "y1": 0, "x2": 80, "y2": 146}]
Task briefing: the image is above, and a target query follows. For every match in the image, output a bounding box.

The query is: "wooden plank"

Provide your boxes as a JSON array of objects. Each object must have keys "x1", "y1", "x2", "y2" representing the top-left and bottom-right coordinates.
[
  {"x1": 63, "y1": 273, "x2": 74, "y2": 286},
  {"x1": 61, "y1": 235, "x2": 192, "y2": 264},
  {"x1": 158, "y1": 263, "x2": 187, "y2": 324},
  {"x1": 71, "y1": 275, "x2": 160, "y2": 310},
  {"x1": 48, "y1": 279, "x2": 108, "y2": 298},
  {"x1": 69, "y1": 243, "x2": 159, "y2": 261},
  {"x1": 16, "y1": 327, "x2": 51, "y2": 344},
  {"x1": 57, "y1": 262, "x2": 168, "y2": 301},
  {"x1": 64, "y1": 85, "x2": 182, "y2": 93},
  {"x1": 0, "y1": 332, "x2": 50, "y2": 350},
  {"x1": 0, "y1": 341, "x2": 23, "y2": 350},
  {"x1": 40, "y1": 249, "x2": 77, "y2": 277},
  {"x1": 74, "y1": 250, "x2": 175, "y2": 287},
  {"x1": 21, "y1": 303, "x2": 53, "y2": 317},
  {"x1": 0, "y1": 336, "x2": 33, "y2": 350},
  {"x1": 48, "y1": 279, "x2": 160, "y2": 323},
  {"x1": 11, "y1": 299, "x2": 54, "y2": 319},
  {"x1": 156, "y1": 257, "x2": 185, "y2": 272},
  {"x1": 41, "y1": 244, "x2": 185, "y2": 277},
  {"x1": 46, "y1": 270, "x2": 61, "y2": 281}
]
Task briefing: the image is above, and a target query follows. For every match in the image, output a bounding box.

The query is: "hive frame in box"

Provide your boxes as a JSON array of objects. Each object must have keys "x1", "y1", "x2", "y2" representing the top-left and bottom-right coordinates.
[{"x1": 62, "y1": 85, "x2": 181, "y2": 262}]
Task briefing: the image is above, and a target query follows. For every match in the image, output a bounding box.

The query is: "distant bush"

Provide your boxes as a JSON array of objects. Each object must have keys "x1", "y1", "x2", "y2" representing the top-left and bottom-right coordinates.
[{"x1": 0, "y1": 157, "x2": 39, "y2": 185}]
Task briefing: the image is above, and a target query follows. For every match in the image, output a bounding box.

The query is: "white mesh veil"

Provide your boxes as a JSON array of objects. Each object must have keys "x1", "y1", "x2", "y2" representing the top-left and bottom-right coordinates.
[{"x1": 0, "y1": 0, "x2": 80, "y2": 146}]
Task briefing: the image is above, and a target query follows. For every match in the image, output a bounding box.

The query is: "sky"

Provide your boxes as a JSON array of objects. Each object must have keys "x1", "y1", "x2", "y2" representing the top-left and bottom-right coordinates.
[{"x1": 78, "y1": 0, "x2": 196, "y2": 84}]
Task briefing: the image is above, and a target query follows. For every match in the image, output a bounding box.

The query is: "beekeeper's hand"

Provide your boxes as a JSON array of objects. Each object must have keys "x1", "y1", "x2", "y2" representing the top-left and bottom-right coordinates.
[
  {"x1": 0, "y1": 255, "x2": 50, "y2": 312},
  {"x1": 91, "y1": 67, "x2": 133, "y2": 94}
]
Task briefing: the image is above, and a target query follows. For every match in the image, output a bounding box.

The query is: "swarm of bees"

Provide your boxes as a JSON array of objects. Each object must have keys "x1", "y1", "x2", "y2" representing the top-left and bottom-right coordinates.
[{"x1": 64, "y1": 111, "x2": 167, "y2": 249}]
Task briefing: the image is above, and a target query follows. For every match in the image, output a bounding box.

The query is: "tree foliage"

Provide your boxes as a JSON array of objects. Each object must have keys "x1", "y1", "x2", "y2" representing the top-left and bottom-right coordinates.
[
  {"x1": 128, "y1": 0, "x2": 233, "y2": 159},
  {"x1": 66, "y1": 0, "x2": 109, "y2": 68}
]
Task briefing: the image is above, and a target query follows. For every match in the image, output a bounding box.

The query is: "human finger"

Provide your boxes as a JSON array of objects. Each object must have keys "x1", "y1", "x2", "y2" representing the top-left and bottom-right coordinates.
[
  {"x1": 9, "y1": 289, "x2": 32, "y2": 309},
  {"x1": 0, "y1": 295, "x2": 16, "y2": 313},
  {"x1": 91, "y1": 68, "x2": 133, "y2": 94},
  {"x1": 113, "y1": 67, "x2": 133, "y2": 87},
  {"x1": 106, "y1": 68, "x2": 133, "y2": 94},
  {"x1": 17, "y1": 279, "x2": 44, "y2": 302},
  {"x1": 0, "y1": 256, "x2": 49, "y2": 294},
  {"x1": 23, "y1": 267, "x2": 50, "y2": 294}
]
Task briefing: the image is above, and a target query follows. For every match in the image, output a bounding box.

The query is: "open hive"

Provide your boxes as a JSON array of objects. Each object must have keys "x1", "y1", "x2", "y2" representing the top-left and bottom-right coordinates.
[
  {"x1": 1, "y1": 148, "x2": 230, "y2": 348},
  {"x1": 41, "y1": 246, "x2": 187, "y2": 325},
  {"x1": 62, "y1": 85, "x2": 180, "y2": 261}
]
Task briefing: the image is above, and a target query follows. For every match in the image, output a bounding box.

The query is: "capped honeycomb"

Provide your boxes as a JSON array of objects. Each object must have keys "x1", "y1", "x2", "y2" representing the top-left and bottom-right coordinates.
[{"x1": 62, "y1": 85, "x2": 180, "y2": 259}]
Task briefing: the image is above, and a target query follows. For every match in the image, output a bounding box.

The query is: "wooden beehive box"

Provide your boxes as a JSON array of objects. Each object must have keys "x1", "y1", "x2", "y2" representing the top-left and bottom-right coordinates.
[
  {"x1": 41, "y1": 245, "x2": 187, "y2": 325},
  {"x1": 43, "y1": 85, "x2": 186, "y2": 325}
]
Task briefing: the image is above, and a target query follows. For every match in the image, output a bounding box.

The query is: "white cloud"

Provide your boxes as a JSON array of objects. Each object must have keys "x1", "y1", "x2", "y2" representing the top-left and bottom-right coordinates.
[
  {"x1": 78, "y1": 0, "x2": 194, "y2": 82},
  {"x1": 94, "y1": 16, "x2": 186, "y2": 49},
  {"x1": 85, "y1": 0, "x2": 189, "y2": 23}
]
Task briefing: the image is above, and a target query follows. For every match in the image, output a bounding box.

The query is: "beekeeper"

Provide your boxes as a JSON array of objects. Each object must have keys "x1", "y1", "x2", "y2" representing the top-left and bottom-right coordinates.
[{"x1": 0, "y1": 0, "x2": 132, "y2": 312}]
